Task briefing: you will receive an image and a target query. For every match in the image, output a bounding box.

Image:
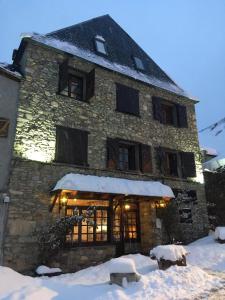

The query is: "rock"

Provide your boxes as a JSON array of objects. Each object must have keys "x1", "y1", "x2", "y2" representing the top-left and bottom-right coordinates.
[{"x1": 110, "y1": 272, "x2": 141, "y2": 287}]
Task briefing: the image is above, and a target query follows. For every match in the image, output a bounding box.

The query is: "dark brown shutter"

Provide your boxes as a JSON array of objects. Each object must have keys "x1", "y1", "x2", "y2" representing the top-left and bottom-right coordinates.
[
  {"x1": 152, "y1": 97, "x2": 162, "y2": 122},
  {"x1": 107, "y1": 138, "x2": 119, "y2": 169},
  {"x1": 86, "y1": 69, "x2": 95, "y2": 101},
  {"x1": 180, "y1": 152, "x2": 196, "y2": 178},
  {"x1": 70, "y1": 129, "x2": 88, "y2": 165},
  {"x1": 172, "y1": 105, "x2": 178, "y2": 127},
  {"x1": 58, "y1": 59, "x2": 69, "y2": 93},
  {"x1": 55, "y1": 126, "x2": 88, "y2": 165},
  {"x1": 116, "y1": 83, "x2": 139, "y2": 115},
  {"x1": 177, "y1": 105, "x2": 188, "y2": 128},
  {"x1": 0, "y1": 118, "x2": 9, "y2": 137},
  {"x1": 140, "y1": 144, "x2": 152, "y2": 173},
  {"x1": 155, "y1": 147, "x2": 166, "y2": 174},
  {"x1": 128, "y1": 146, "x2": 137, "y2": 170}
]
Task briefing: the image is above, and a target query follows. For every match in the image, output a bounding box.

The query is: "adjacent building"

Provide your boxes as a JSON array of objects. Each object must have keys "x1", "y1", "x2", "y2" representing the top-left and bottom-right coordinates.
[{"x1": 1, "y1": 15, "x2": 208, "y2": 273}]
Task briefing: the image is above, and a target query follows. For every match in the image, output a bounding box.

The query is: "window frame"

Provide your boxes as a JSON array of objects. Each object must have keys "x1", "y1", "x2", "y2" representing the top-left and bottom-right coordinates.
[
  {"x1": 59, "y1": 67, "x2": 87, "y2": 102},
  {"x1": 163, "y1": 149, "x2": 182, "y2": 178},
  {"x1": 133, "y1": 56, "x2": 145, "y2": 71},
  {"x1": 117, "y1": 140, "x2": 139, "y2": 172},
  {"x1": 94, "y1": 38, "x2": 108, "y2": 56},
  {"x1": 65, "y1": 205, "x2": 110, "y2": 246}
]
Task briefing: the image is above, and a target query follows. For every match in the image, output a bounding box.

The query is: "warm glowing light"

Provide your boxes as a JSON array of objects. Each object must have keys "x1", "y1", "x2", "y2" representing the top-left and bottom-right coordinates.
[
  {"x1": 124, "y1": 204, "x2": 130, "y2": 210},
  {"x1": 24, "y1": 148, "x2": 51, "y2": 162},
  {"x1": 96, "y1": 225, "x2": 107, "y2": 232},
  {"x1": 60, "y1": 195, "x2": 68, "y2": 206}
]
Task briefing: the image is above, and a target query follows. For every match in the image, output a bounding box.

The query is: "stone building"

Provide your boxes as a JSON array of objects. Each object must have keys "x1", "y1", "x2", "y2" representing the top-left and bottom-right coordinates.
[
  {"x1": 1, "y1": 15, "x2": 208, "y2": 273},
  {"x1": 0, "y1": 63, "x2": 21, "y2": 264}
]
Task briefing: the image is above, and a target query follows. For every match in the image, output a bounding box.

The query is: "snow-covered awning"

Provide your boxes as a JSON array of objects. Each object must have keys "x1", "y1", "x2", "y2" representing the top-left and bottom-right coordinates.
[{"x1": 53, "y1": 173, "x2": 174, "y2": 198}]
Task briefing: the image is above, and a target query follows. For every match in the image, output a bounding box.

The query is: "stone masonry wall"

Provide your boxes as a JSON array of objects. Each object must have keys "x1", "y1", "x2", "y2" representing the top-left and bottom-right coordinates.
[{"x1": 3, "y1": 41, "x2": 208, "y2": 272}]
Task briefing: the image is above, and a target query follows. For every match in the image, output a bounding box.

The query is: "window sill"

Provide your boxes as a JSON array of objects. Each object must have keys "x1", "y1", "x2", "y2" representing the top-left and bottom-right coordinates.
[
  {"x1": 115, "y1": 109, "x2": 141, "y2": 118},
  {"x1": 53, "y1": 160, "x2": 89, "y2": 168},
  {"x1": 64, "y1": 241, "x2": 111, "y2": 248},
  {"x1": 56, "y1": 92, "x2": 90, "y2": 104}
]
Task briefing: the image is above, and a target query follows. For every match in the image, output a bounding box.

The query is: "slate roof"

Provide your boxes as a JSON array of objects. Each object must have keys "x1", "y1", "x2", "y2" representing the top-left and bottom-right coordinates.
[
  {"x1": 0, "y1": 62, "x2": 21, "y2": 80},
  {"x1": 16, "y1": 15, "x2": 193, "y2": 99}
]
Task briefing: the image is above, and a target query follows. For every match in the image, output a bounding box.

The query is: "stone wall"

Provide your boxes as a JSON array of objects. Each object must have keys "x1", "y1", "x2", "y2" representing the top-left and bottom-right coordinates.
[
  {"x1": 204, "y1": 171, "x2": 225, "y2": 227},
  {"x1": 2, "y1": 40, "x2": 208, "y2": 273}
]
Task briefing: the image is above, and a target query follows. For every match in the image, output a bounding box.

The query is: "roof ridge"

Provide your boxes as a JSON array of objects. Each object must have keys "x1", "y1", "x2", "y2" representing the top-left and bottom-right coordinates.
[{"x1": 46, "y1": 14, "x2": 111, "y2": 36}]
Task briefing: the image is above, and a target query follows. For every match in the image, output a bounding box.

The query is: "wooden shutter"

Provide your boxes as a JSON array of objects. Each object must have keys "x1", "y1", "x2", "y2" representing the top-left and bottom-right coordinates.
[
  {"x1": 128, "y1": 145, "x2": 137, "y2": 171},
  {"x1": 177, "y1": 105, "x2": 188, "y2": 128},
  {"x1": 155, "y1": 147, "x2": 166, "y2": 174},
  {"x1": 0, "y1": 118, "x2": 9, "y2": 137},
  {"x1": 70, "y1": 129, "x2": 88, "y2": 165},
  {"x1": 180, "y1": 152, "x2": 196, "y2": 178},
  {"x1": 152, "y1": 97, "x2": 162, "y2": 122},
  {"x1": 107, "y1": 138, "x2": 119, "y2": 169},
  {"x1": 86, "y1": 69, "x2": 95, "y2": 101},
  {"x1": 116, "y1": 83, "x2": 139, "y2": 115},
  {"x1": 139, "y1": 144, "x2": 152, "y2": 173},
  {"x1": 55, "y1": 126, "x2": 88, "y2": 165},
  {"x1": 58, "y1": 59, "x2": 69, "y2": 93}
]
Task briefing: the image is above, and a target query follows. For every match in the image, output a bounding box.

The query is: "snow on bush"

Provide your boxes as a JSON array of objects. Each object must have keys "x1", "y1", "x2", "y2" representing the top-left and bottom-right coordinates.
[
  {"x1": 150, "y1": 245, "x2": 188, "y2": 261},
  {"x1": 215, "y1": 227, "x2": 225, "y2": 240},
  {"x1": 36, "y1": 265, "x2": 62, "y2": 275},
  {"x1": 107, "y1": 257, "x2": 136, "y2": 273}
]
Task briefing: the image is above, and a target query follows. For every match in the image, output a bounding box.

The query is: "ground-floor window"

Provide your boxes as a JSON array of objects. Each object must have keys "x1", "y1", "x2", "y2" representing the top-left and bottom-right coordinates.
[
  {"x1": 62, "y1": 196, "x2": 140, "y2": 246},
  {"x1": 66, "y1": 200, "x2": 109, "y2": 244}
]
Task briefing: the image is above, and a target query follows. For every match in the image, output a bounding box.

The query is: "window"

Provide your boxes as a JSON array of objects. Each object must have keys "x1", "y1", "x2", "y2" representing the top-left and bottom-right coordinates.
[
  {"x1": 165, "y1": 151, "x2": 179, "y2": 177},
  {"x1": 113, "y1": 201, "x2": 139, "y2": 242},
  {"x1": 95, "y1": 36, "x2": 107, "y2": 55},
  {"x1": 156, "y1": 147, "x2": 196, "y2": 178},
  {"x1": 58, "y1": 60, "x2": 95, "y2": 101},
  {"x1": 0, "y1": 118, "x2": 9, "y2": 137},
  {"x1": 152, "y1": 97, "x2": 188, "y2": 128},
  {"x1": 133, "y1": 56, "x2": 145, "y2": 71},
  {"x1": 116, "y1": 83, "x2": 139, "y2": 116},
  {"x1": 65, "y1": 200, "x2": 109, "y2": 244},
  {"x1": 107, "y1": 138, "x2": 152, "y2": 173},
  {"x1": 55, "y1": 126, "x2": 88, "y2": 166}
]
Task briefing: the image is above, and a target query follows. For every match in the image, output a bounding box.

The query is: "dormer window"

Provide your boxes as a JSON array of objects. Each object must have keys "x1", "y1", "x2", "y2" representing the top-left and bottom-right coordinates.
[
  {"x1": 95, "y1": 35, "x2": 107, "y2": 55},
  {"x1": 133, "y1": 56, "x2": 145, "y2": 71}
]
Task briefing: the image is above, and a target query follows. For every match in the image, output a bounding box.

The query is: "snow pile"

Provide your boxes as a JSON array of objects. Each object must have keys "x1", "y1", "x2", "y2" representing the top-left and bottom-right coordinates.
[
  {"x1": 107, "y1": 257, "x2": 136, "y2": 273},
  {"x1": 201, "y1": 147, "x2": 218, "y2": 156},
  {"x1": 0, "y1": 62, "x2": 22, "y2": 79},
  {"x1": 215, "y1": 227, "x2": 225, "y2": 240},
  {"x1": 0, "y1": 259, "x2": 222, "y2": 300},
  {"x1": 150, "y1": 245, "x2": 188, "y2": 261},
  {"x1": 53, "y1": 173, "x2": 174, "y2": 198},
  {"x1": 20, "y1": 33, "x2": 193, "y2": 99},
  {"x1": 36, "y1": 265, "x2": 62, "y2": 275},
  {"x1": 187, "y1": 234, "x2": 225, "y2": 271}
]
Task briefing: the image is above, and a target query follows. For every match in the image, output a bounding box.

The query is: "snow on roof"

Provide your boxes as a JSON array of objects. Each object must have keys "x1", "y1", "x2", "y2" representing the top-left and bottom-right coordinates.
[
  {"x1": 53, "y1": 173, "x2": 175, "y2": 198},
  {"x1": 0, "y1": 62, "x2": 21, "y2": 79},
  {"x1": 201, "y1": 147, "x2": 218, "y2": 156},
  {"x1": 150, "y1": 245, "x2": 188, "y2": 261},
  {"x1": 95, "y1": 35, "x2": 105, "y2": 42},
  {"x1": 25, "y1": 33, "x2": 193, "y2": 99}
]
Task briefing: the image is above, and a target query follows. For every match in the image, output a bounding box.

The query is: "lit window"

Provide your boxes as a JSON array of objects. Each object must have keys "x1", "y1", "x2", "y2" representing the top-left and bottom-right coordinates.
[
  {"x1": 95, "y1": 36, "x2": 107, "y2": 55},
  {"x1": 133, "y1": 56, "x2": 145, "y2": 71}
]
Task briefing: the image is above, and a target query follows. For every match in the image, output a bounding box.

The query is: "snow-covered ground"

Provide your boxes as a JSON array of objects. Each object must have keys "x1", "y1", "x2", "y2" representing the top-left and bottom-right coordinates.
[{"x1": 1, "y1": 235, "x2": 225, "y2": 299}]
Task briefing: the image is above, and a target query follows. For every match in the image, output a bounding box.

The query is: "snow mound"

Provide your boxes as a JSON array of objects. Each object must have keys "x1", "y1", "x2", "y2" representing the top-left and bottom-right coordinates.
[
  {"x1": 150, "y1": 245, "x2": 188, "y2": 261},
  {"x1": 107, "y1": 257, "x2": 136, "y2": 273},
  {"x1": 187, "y1": 235, "x2": 225, "y2": 271},
  {"x1": 215, "y1": 227, "x2": 225, "y2": 240},
  {"x1": 0, "y1": 266, "x2": 34, "y2": 298},
  {"x1": 36, "y1": 265, "x2": 62, "y2": 275}
]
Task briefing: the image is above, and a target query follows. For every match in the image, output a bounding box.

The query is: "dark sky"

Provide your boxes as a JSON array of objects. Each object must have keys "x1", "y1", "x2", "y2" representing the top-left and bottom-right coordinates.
[{"x1": 1, "y1": 0, "x2": 224, "y2": 156}]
